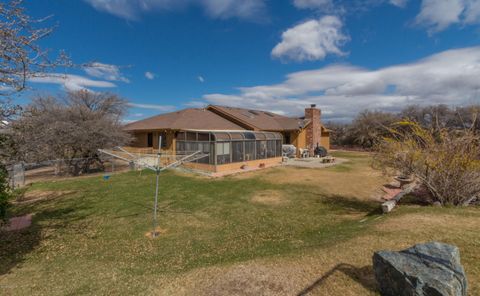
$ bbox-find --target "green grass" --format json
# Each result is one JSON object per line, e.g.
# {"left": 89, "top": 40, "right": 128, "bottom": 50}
{"left": 0, "top": 153, "right": 380, "bottom": 294}
{"left": 1, "top": 151, "right": 478, "bottom": 295}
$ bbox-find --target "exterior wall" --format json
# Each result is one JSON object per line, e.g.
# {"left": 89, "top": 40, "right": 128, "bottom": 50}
{"left": 304, "top": 106, "right": 322, "bottom": 155}
{"left": 131, "top": 132, "right": 148, "bottom": 147}
{"left": 183, "top": 157, "right": 282, "bottom": 173}
{"left": 128, "top": 130, "right": 177, "bottom": 154}
{"left": 320, "top": 132, "right": 330, "bottom": 150}
{"left": 288, "top": 129, "right": 307, "bottom": 157}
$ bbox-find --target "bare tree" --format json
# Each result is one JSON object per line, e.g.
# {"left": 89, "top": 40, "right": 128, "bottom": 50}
{"left": 374, "top": 121, "right": 480, "bottom": 206}
{"left": 0, "top": 0, "right": 69, "bottom": 95}
{"left": 348, "top": 110, "right": 398, "bottom": 149}
{"left": 12, "top": 91, "right": 131, "bottom": 175}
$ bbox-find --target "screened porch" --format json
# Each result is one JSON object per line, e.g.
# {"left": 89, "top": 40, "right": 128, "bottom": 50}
{"left": 175, "top": 130, "right": 283, "bottom": 166}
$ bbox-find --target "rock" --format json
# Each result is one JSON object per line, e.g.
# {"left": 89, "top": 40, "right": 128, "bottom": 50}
{"left": 373, "top": 242, "right": 467, "bottom": 296}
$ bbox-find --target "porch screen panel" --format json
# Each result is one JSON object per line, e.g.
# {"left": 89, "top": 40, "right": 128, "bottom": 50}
{"left": 266, "top": 140, "right": 276, "bottom": 158}
{"left": 256, "top": 141, "right": 267, "bottom": 159}
{"left": 197, "top": 142, "right": 210, "bottom": 164}
{"left": 176, "top": 141, "right": 185, "bottom": 153}
{"left": 232, "top": 142, "right": 244, "bottom": 162}
{"left": 185, "top": 142, "right": 198, "bottom": 154}
{"left": 244, "top": 141, "right": 255, "bottom": 161}
{"left": 216, "top": 142, "right": 231, "bottom": 164}
{"left": 276, "top": 140, "right": 282, "bottom": 157}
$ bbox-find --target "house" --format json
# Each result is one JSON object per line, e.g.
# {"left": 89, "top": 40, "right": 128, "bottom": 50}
{"left": 123, "top": 104, "right": 330, "bottom": 173}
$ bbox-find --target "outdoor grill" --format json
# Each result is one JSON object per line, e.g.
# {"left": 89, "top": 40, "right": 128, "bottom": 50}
{"left": 314, "top": 145, "right": 327, "bottom": 157}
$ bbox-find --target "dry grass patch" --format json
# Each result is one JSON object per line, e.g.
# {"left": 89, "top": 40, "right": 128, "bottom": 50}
{"left": 231, "top": 151, "right": 388, "bottom": 201}
{"left": 14, "top": 190, "right": 75, "bottom": 204}
{"left": 154, "top": 208, "right": 480, "bottom": 296}
{"left": 250, "top": 190, "right": 288, "bottom": 206}
{"left": 375, "top": 211, "right": 480, "bottom": 233}
{"left": 144, "top": 227, "right": 168, "bottom": 239}
{"left": 235, "top": 167, "right": 386, "bottom": 201}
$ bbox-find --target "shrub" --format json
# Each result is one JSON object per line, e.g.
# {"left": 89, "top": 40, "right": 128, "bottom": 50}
{"left": 0, "top": 164, "right": 10, "bottom": 224}
{"left": 374, "top": 121, "right": 480, "bottom": 206}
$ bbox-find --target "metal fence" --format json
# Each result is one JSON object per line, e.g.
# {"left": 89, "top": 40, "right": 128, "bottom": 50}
{"left": 6, "top": 157, "right": 132, "bottom": 188}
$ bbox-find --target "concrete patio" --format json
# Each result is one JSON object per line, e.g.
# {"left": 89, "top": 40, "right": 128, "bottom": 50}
{"left": 282, "top": 157, "right": 348, "bottom": 169}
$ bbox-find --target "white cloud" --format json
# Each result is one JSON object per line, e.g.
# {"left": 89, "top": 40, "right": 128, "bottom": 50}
{"left": 293, "top": 0, "right": 333, "bottom": 10}
{"left": 84, "top": 0, "right": 266, "bottom": 21}
{"left": 127, "top": 103, "right": 176, "bottom": 112}
{"left": 83, "top": 62, "right": 130, "bottom": 83}
{"left": 193, "top": 47, "right": 480, "bottom": 121}
{"left": 198, "top": 75, "right": 205, "bottom": 83}
{"left": 293, "top": 0, "right": 405, "bottom": 13}
{"left": 415, "top": 0, "right": 480, "bottom": 33}
{"left": 29, "top": 73, "right": 117, "bottom": 92}
{"left": 145, "top": 71, "right": 156, "bottom": 80}
{"left": 389, "top": 0, "right": 408, "bottom": 8}
{"left": 464, "top": 0, "right": 480, "bottom": 24}
{"left": 272, "top": 16, "right": 349, "bottom": 62}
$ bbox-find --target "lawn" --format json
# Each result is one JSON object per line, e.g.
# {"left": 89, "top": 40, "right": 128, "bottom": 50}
{"left": 1, "top": 151, "right": 479, "bottom": 295}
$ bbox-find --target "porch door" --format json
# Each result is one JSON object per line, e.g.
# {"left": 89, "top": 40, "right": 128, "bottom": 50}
{"left": 283, "top": 132, "right": 291, "bottom": 144}
{"left": 147, "top": 132, "right": 153, "bottom": 147}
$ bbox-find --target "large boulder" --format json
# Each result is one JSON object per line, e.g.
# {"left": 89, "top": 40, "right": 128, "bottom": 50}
{"left": 373, "top": 242, "right": 467, "bottom": 296}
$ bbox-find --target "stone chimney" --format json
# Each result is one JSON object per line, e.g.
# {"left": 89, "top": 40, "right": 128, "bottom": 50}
{"left": 305, "top": 104, "right": 321, "bottom": 156}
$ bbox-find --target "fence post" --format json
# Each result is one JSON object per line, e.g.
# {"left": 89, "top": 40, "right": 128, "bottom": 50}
{"left": 12, "top": 163, "right": 25, "bottom": 188}
{"left": 54, "top": 160, "right": 61, "bottom": 175}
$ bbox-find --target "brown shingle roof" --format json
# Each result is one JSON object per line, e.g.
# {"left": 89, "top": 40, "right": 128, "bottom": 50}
{"left": 207, "top": 105, "right": 306, "bottom": 131}
{"left": 123, "top": 108, "right": 245, "bottom": 131}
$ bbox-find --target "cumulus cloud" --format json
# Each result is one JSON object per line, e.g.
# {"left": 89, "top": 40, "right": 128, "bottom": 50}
{"left": 145, "top": 71, "right": 156, "bottom": 80}
{"left": 29, "top": 73, "right": 117, "bottom": 92}
{"left": 415, "top": 0, "right": 480, "bottom": 33}
{"left": 83, "top": 62, "right": 130, "bottom": 83}
{"left": 464, "top": 0, "right": 480, "bottom": 24}
{"left": 293, "top": 0, "right": 407, "bottom": 13}
{"left": 84, "top": 0, "right": 266, "bottom": 21}
{"left": 127, "top": 103, "right": 176, "bottom": 112}
{"left": 389, "top": 0, "right": 408, "bottom": 8}
{"left": 272, "top": 16, "right": 349, "bottom": 62}
{"left": 198, "top": 75, "right": 205, "bottom": 83}
{"left": 194, "top": 47, "right": 480, "bottom": 121}
{"left": 293, "top": 0, "right": 333, "bottom": 10}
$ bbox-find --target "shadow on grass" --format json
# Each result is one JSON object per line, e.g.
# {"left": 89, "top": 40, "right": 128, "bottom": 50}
{"left": 296, "top": 263, "right": 378, "bottom": 295}
{"left": 320, "top": 194, "right": 382, "bottom": 217}
{"left": 0, "top": 206, "right": 90, "bottom": 276}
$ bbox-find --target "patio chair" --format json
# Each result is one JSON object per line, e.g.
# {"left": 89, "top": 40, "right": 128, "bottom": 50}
{"left": 299, "top": 148, "right": 309, "bottom": 158}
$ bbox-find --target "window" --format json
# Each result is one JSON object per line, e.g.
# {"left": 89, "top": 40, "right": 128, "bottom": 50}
{"left": 147, "top": 133, "right": 153, "bottom": 147}
{"left": 176, "top": 132, "right": 186, "bottom": 141}
{"left": 216, "top": 142, "right": 231, "bottom": 164}
{"left": 186, "top": 132, "right": 197, "bottom": 141}
{"left": 198, "top": 133, "right": 209, "bottom": 141}
{"left": 244, "top": 132, "right": 256, "bottom": 140}
{"left": 159, "top": 132, "right": 167, "bottom": 148}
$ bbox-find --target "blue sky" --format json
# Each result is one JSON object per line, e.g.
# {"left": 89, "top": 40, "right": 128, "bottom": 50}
{"left": 20, "top": 0, "right": 480, "bottom": 121}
